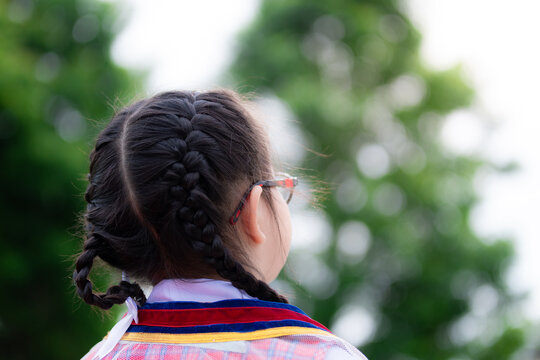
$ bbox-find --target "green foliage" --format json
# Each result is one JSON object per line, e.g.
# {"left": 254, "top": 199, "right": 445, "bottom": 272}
{"left": 228, "top": 0, "right": 525, "bottom": 359}
{"left": 0, "top": 0, "right": 140, "bottom": 358}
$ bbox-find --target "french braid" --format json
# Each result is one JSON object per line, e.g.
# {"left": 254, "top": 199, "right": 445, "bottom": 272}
{"left": 150, "top": 94, "right": 288, "bottom": 303}
{"left": 72, "top": 231, "right": 146, "bottom": 309}
{"left": 72, "top": 102, "right": 153, "bottom": 310}
{"left": 73, "top": 90, "right": 288, "bottom": 310}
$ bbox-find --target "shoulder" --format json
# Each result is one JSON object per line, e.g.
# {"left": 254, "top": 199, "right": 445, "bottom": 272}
{"left": 322, "top": 344, "right": 369, "bottom": 360}
{"left": 271, "top": 333, "right": 369, "bottom": 360}
{"left": 311, "top": 334, "right": 369, "bottom": 360}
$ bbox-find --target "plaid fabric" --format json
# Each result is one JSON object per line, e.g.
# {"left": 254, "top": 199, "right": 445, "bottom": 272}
{"left": 82, "top": 334, "right": 366, "bottom": 360}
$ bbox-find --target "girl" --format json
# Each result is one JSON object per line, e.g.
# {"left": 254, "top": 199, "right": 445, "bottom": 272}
{"left": 73, "top": 89, "right": 367, "bottom": 359}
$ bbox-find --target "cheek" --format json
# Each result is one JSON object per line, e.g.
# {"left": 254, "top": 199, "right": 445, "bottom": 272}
{"left": 279, "top": 200, "right": 292, "bottom": 258}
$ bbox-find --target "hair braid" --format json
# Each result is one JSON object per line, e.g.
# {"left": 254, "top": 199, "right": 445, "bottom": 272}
{"left": 157, "top": 97, "right": 288, "bottom": 303}
{"left": 74, "top": 89, "right": 289, "bottom": 310}
{"left": 72, "top": 232, "right": 147, "bottom": 309}
{"left": 72, "top": 109, "right": 151, "bottom": 310}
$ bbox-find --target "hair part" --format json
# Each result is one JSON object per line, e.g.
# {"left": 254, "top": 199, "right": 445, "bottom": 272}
{"left": 72, "top": 89, "right": 288, "bottom": 310}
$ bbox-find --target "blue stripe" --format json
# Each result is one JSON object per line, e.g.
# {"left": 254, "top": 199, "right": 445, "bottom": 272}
{"left": 125, "top": 319, "right": 322, "bottom": 334}
{"left": 139, "top": 299, "right": 307, "bottom": 315}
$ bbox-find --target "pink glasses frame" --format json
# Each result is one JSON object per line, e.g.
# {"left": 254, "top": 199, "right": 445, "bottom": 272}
{"left": 229, "top": 173, "right": 298, "bottom": 225}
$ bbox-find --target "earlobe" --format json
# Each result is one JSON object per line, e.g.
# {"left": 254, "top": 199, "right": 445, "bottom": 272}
{"left": 239, "top": 185, "right": 266, "bottom": 245}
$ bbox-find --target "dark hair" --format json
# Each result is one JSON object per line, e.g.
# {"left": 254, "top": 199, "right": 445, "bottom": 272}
{"left": 72, "top": 89, "right": 288, "bottom": 310}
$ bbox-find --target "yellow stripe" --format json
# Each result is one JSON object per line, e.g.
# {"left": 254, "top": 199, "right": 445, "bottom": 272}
{"left": 118, "top": 326, "right": 335, "bottom": 343}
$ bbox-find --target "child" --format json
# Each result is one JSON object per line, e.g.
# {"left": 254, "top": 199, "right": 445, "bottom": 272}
{"left": 73, "top": 89, "right": 367, "bottom": 359}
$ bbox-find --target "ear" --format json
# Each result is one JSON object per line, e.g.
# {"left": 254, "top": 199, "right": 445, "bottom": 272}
{"left": 239, "top": 184, "right": 266, "bottom": 245}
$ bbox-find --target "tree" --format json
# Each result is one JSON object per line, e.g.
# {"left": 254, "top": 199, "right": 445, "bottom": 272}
{"left": 0, "top": 0, "right": 139, "bottom": 358}
{"left": 228, "top": 1, "right": 525, "bottom": 358}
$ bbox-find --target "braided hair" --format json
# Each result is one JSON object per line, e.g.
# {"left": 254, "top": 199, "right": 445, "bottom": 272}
{"left": 73, "top": 89, "right": 288, "bottom": 309}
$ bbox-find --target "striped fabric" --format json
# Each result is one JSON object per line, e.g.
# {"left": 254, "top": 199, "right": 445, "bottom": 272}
{"left": 81, "top": 299, "right": 367, "bottom": 359}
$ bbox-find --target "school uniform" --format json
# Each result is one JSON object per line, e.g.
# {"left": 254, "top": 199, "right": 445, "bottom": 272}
{"left": 81, "top": 279, "right": 368, "bottom": 359}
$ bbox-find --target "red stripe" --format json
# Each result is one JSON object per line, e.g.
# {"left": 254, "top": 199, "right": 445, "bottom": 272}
{"left": 133, "top": 306, "right": 329, "bottom": 331}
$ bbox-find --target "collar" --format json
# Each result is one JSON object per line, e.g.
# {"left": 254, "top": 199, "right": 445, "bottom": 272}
{"left": 147, "top": 278, "right": 257, "bottom": 302}
{"left": 93, "top": 278, "right": 254, "bottom": 360}
{"left": 93, "top": 278, "right": 332, "bottom": 360}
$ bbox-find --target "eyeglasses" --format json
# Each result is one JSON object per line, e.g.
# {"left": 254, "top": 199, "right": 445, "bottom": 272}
{"left": 229, "top": 172, "right": 298, "bottom": 225}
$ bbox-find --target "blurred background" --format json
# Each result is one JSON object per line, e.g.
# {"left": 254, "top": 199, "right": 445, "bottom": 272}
{"left": 1, "top": 0, "right": 539, "bottom": 359}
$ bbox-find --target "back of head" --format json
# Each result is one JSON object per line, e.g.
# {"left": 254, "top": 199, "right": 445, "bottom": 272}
{"left": 73, "top": 89, "right": 288, "bottom": 310}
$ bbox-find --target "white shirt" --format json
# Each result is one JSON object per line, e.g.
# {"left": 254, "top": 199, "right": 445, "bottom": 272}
{"left": 147, "top": 278, "right": 257, "bottom": 302}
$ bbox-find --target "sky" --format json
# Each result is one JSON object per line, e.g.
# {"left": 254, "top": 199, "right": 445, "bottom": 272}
{"left": 105, "top": 0, "right": 540, "bottom": 323}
